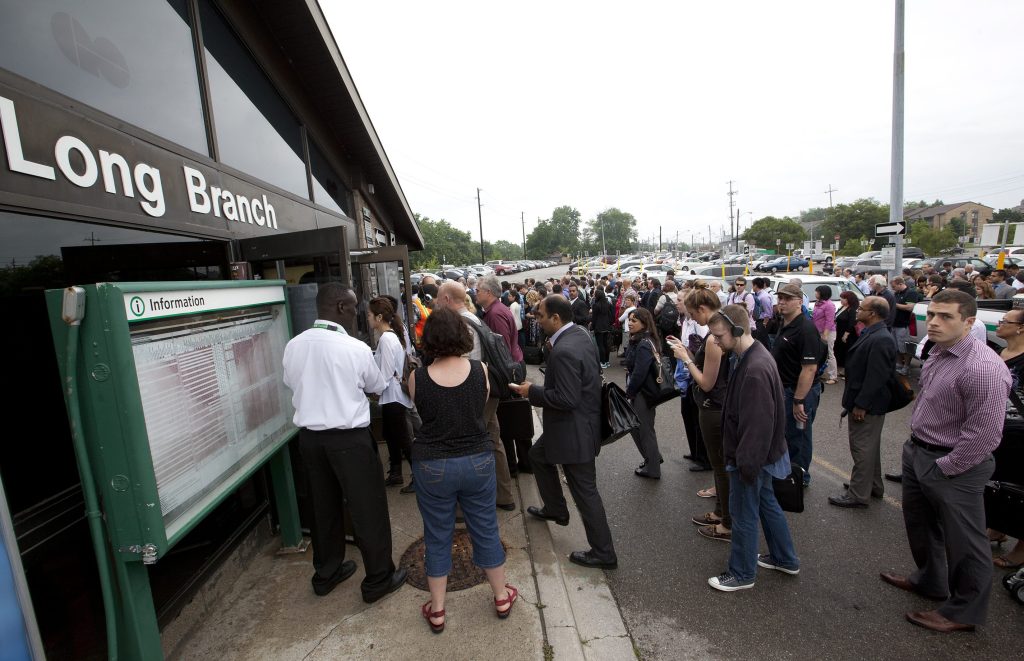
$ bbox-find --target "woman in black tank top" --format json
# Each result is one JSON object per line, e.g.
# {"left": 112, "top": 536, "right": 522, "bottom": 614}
{"left": 407, "top": 307, "right": 518, "bottom": 633}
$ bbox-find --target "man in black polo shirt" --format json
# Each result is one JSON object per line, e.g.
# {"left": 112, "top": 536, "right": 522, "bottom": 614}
{"left": 771, "top": 284, "right": 825, "bottom": 487}
{"left": 891, "top": 276, "right": 921, "bottom": 375}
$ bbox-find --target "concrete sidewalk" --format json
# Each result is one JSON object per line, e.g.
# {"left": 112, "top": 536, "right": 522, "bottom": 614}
{"left": 168, "top": 414, "right": 636, "bottom": 660}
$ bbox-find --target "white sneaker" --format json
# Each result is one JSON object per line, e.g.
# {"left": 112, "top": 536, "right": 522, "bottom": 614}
{"left": 708, "top": 572, "right": 755, "bottom": 592}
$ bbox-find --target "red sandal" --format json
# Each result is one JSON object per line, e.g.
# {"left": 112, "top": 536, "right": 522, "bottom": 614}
{"left": 495, "top": 584, "right": 518, "bottom": 619}
{"left": 421, "top": 600, "right": 445, "bottom": 634}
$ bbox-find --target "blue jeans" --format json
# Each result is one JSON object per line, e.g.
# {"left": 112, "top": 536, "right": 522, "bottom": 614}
{"left": 783, "top": 382, "right": 821, "bottom": 484}
{"left": 413, "top": 451, "right": 506, "bottom": 577}
{"left": 728, "top": 469, "right": 799, "bottom": 582}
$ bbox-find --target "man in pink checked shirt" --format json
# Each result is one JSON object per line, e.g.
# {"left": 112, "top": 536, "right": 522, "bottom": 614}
{"left": 880, "top": 289, "right": 1011, "bottom": 633}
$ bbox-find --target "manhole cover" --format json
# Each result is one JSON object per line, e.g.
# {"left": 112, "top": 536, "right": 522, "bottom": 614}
{"left": 400, "top": 529, "right": 507, "bottom": 592}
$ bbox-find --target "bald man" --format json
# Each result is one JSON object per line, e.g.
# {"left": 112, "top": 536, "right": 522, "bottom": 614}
{"left": 433, "top": 282, "right": 516, "bottom": 509}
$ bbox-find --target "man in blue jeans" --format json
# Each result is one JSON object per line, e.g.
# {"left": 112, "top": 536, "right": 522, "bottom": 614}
{"left": 699, "top": 305, "right": 799, "bottom": 592}
{"left": 770, "top": 284, "right": 824, "bottom": 486}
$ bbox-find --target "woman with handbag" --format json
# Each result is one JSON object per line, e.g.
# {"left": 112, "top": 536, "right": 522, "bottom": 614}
{"left": 625, "top": 307, "right": 664, "bottom": 479}
{"left": 670, "top": 282, "right": 733, "bottom": 543}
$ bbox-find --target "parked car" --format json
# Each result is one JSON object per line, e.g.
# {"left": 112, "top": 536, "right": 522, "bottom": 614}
{"left": 410, "top": 272, "right": 440, "bottom": 286}
{"left": 440, "top": 268, "right": 467, "bottom": 281}
{"left": 755, "top": 255, "right": 810, "bottom": 272}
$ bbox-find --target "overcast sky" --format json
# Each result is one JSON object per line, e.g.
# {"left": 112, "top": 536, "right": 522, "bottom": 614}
{"left": 323, "top": 1, "right": 1024, "bottom": 248}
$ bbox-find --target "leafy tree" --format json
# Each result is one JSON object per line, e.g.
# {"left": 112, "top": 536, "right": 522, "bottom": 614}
{"left": 909, "top": 220, "right": 957, "bottom": 255}
{"left": 904, "top": 199, "right": 943, "bottom": 212}
{"left": 799, "top": 207, "right": 828, "bottom": 225}
{"left": 581, "top": 208, "right": 638, "bottom": 255}
{"left": 411, "top": 214, "right": 479, "bottom": 269}
{"left": 947, "top": 216, "right": 967, "bottom": 240}
{"left": 526, "top": 219, "right": 561, "bottom": 259}
{"left": 993, "top": 208, "right": 1024, "bottom": 224}
{"left": 741, "top": 216, "right": 805, "bottom": 249}
{"left": 548, "top": 205, "right": 582, "bottom": 254}
{"left": 488, "top": 240, "right": 523, "bottom": 261}
{"left": 818, "top": 198, "right": 890, "bottom": 250}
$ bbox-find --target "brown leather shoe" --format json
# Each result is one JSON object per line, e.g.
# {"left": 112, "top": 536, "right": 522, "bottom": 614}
{"left": 879, "top": 572, "right": 946, "bottom": 601}
{"left": 905, "top": 610, "right": 975, "bottom": 633}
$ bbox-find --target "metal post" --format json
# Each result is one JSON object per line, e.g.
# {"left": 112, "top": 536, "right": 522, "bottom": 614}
{"left": 476, "top": 187, "right": 485, "bottom": 264}
{"left": 889, "top": 0, "right": 905, "bottom": 281}
{"left": 521, "top": 211, "right": 527, "bottom": 258}
{"left": 268, "top": 446, "right": 305, "bottom": 550}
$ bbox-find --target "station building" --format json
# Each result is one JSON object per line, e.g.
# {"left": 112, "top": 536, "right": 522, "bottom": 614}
{"left": 0, "top": 1, "right": 421, "bottom": 657}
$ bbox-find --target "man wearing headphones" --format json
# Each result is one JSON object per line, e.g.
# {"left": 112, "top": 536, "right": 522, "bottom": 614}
{"left": 685, "top": 304, "right": 798, "bottom": 592}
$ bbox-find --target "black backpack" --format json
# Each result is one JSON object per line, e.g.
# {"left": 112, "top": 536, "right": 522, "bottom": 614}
{"left": 468, "top": 321, "right": 524, "bottom": 400}
{"left": 656, "top": 295, "right": 679, "bottom": 336}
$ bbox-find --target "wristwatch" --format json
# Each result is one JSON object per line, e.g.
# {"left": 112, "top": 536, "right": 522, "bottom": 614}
{"left": 794, "top": 399, "right": 805, "bottom": 405}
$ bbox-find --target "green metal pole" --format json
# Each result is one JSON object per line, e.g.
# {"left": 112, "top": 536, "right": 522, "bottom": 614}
{"left": 268, "top": 442, "right": 304, "bottom": 548}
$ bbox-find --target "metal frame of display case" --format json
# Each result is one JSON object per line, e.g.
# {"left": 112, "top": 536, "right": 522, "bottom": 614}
{"left": 46, "top": 280, "right": 302, "bottom": 659}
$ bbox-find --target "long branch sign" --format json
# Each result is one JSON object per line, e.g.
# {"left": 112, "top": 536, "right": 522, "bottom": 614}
{"left": 0, "top": 82, "right": 350, "bottom": 240}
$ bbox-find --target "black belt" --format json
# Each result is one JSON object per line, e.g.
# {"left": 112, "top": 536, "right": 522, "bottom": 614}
{"left": 910, "top": 435, "right": 951, "bottom": 454}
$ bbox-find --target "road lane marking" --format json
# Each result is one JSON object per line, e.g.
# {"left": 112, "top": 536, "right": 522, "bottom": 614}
{"left": 813, "top": 456, "right": 902, "bottom": 509}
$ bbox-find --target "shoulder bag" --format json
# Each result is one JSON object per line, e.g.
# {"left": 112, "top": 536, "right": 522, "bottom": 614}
{"left": 645, "top": 339, "right": 679, "bottom": 406}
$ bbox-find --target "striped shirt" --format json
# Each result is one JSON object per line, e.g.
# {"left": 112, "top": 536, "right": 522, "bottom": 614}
{"left": 910, "top": 333, "right": 1011, "bottom": 476}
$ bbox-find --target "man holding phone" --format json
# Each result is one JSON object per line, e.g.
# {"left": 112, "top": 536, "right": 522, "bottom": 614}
{"left": 509, "top": 295, "right": 618, "bottom": 570}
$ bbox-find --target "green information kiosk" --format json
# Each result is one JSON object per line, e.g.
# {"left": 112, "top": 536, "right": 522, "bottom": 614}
{"left": 46, "top": 280, "right": 304, "bottom": 659}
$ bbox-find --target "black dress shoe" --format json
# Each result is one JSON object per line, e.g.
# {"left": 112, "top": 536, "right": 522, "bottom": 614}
{"left": 683, "top": 454, "right": 694, "bottom": 460}
{"left": 313, "top": 560, "right": 357, "bottom": 596}
{"left": 829, "top": 494, "right": 868, "bottom": 509}
{"left": 689, "top": 464, "right": 713, "bottom": 472}
{"left": 634, "top": 468, "right": 660, "bottom": 479}
{"left": 497, "top": 502, "right": 516, "bottom": 511}
{"left": 569, "top": 550, "right": 618, "bottom": 570}
{"left": 884, "top": 472, "right": 903, "bottom": 483}
{"left": 363, "top": 567, "right": 408, "bottom": 603}
{"left": 527, "top": 505, "right": 569, "bottom": 526}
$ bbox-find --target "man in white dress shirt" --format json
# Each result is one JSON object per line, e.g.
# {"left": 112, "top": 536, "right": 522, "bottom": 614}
{"left": 282, "top": 283, "right": 407, "bottom": 602}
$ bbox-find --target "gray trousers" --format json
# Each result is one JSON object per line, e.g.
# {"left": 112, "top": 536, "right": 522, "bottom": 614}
{"left": 485, "top": 397, "right": 515, "bottom": 505}
{"left": 847, "top": 413, "right": 885, "bottom": 503}
{"left": 901, "top": 439, "right": 995, "bottom": 625}
{"left": 630, "top": 393, "right": 662, "bottom": 476}
{"left": 529, "top": 438, "right": 616, "bottom": 562}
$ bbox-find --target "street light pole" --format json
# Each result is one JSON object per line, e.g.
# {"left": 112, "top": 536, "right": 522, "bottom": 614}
{"left": 888, "top": 0, "right": 905, "bottom": 281}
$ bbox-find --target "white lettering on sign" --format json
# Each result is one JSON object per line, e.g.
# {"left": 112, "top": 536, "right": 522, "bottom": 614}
{"left": 0, "top": 96, "right": 56, "bottom": 180}
{"left": 0, "top": 94, "right": 280, "bottom": 230}
{"left": 0, "top": 94, "right": 166, "bottom": 217}
{"left": 182, "top": 166, "right": 277, "bottom": 229}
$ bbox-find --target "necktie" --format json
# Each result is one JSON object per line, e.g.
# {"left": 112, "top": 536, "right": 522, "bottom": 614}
{"left": 544, "top": 340, "right": 553, "bottom": 352}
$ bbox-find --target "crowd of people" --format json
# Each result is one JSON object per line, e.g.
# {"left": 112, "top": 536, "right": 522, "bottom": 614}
{"left": 281, "top": 256, "right": 1022, "bottom": 635}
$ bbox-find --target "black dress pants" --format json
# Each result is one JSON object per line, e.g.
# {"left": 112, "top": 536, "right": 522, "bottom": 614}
{"left": 529, "top": 437, "right": 616, "bottom": 562}
{"left": 680, "top": 390, "right": 709, "bottom": 466}
{"left": 299, "top": 427, "right": 396, "bottom": 599}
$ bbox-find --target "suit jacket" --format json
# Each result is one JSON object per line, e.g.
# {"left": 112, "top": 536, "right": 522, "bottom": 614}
{"left": 569, "top": 297, "right": 591, "bottom": 326}
{"left": 842, "top": 321, "right": 896, "bottom": 414}
{"left": 528, "top": 324, "right": 602, "bottom": 463}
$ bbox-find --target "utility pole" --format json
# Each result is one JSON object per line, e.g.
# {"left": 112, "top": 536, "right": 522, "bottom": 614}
{"left": 888, "top": 1, "right": 905, "bottom": 281}
{"left": 659, "top": 226, "right": 662, "bottom": 251}
{"left": 824, "top": 184, "right": 838, "bottom": 252}
{"left": 521, "top": 211, "right": 526, "bottom": 258}
{"left": 476, "top": 187, "right": 485, "bottom": 264}
{"left": 727, "top": 180, "right": 737, "bottom": 253}
{"left": 600, "top": 216, "right": 607, "bottom": 257}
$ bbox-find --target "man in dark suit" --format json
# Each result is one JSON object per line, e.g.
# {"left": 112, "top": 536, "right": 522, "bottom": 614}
{"left": 829, "top": 296, "right": 896, "bottom": 508}
{"left": 509, "top": 295, "right": 618, "bottom": 569}
{"left": 568, "top": 283, "right": 591, "bottom": 327}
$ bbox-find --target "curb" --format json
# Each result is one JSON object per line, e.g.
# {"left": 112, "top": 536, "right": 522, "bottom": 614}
{"left": 517, "top": 409, "right": 636, "bottom": 661}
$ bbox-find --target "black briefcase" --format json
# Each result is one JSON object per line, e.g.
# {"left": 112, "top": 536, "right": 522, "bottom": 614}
{"left": 497, "top": 397, "right": 535, "bottom": 441}
{"left": 523, "top": 345, "right": 543, "bottom": 365}
{"left": 773, "top": 465, "right": 805, "bottom": 513}
{"left": 984, "top": 481, "right": 1024, "bottom": 540}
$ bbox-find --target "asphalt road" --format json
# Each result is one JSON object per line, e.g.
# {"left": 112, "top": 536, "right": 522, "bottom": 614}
{"left": 513, "top": 264, "right": 1023, "bottom": 661}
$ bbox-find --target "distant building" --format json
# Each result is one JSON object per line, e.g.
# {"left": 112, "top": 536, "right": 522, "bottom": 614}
{"left": 904, "top": 202, "right": 993, "bottom": 241}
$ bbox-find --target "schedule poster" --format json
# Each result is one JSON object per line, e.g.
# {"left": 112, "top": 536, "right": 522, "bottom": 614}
{"left": 130, "top": 307, "right": 293, "bottom": 536}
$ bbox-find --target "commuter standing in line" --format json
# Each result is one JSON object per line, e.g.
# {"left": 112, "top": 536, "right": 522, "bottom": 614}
{"left": 829, "top": 296, "right": 895, "bottom": 508}
{"left": 812, "top": 285, "right": 838, "bottom": 385}
{"left": 511, "top": 295, "right": 618, "bottom": 570}
{"left": 591, "top": 286, "right": 615, "bottom": 369}
{"left": 880, "top": 289, "right": 1010, "bottom": 633}
{"left": 368, "top": 296, "right": 415, "bottom": 493}
{"left": 624, "top": 307, "right": 664, "bottom": 479}
{"left": 434, "top": 281, "right": 515, "bottom": 511}
{"left": 678, "top": 305, "right": 798, "bottom": 592}
{"left": 282, "top": 283, "right": 407, "bottom": 601}
{"left": 869, "top": 274, "right": 897, "bottom": 329}
{"left": 770, "top": 284, "right": 824, "bottom": 487}
{"left": 891, "top": 276, "right": 921, "bottom": 376}
{"left": 670, "top": 282, "right": 732, "bottom": 542}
